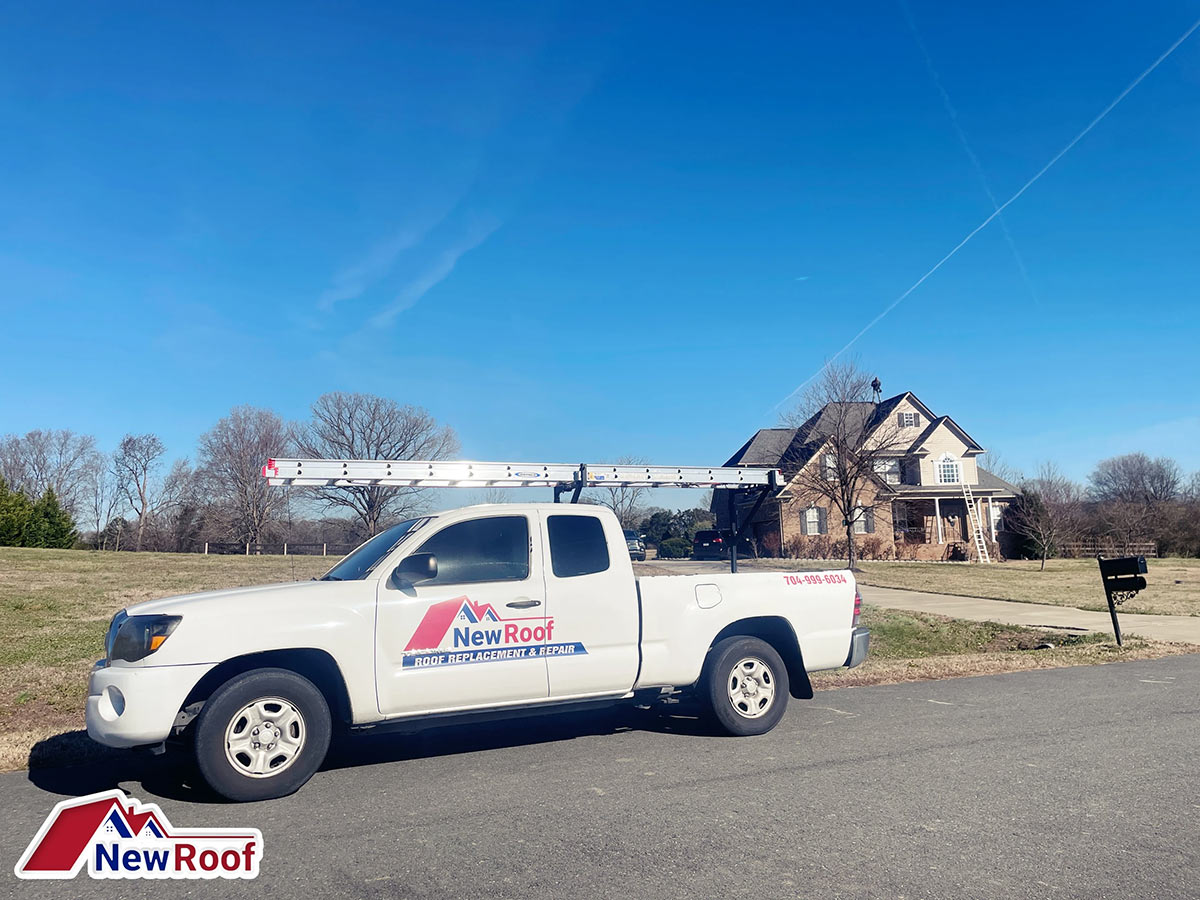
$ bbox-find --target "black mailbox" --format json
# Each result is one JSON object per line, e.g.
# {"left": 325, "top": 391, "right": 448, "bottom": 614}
{"left": 1098, "top": 556, "right": 1148, "bottom": 578}
{"left": 1096, "top": 555, "right": 1150, "bottom": 646}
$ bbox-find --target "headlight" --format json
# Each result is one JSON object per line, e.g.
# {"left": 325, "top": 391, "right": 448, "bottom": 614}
{"left": 106, "top": 613, "right": 182, "bottom": 663}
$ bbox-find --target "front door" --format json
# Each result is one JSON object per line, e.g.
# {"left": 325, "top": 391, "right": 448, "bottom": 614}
{"left": 375, "top": 513, "right": 549, "bottom": 717}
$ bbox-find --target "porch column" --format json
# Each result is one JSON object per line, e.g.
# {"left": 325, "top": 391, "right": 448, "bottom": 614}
{"left": 934, "top": 497, "right": 944, "bottom": 544}
{"left": 987, "top": 496, "right": 996, "bottom": 540}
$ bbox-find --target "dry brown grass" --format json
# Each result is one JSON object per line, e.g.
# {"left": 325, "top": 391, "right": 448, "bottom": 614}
{"left": 0, "top": 547, "right": 330, "bottom": 772}
{"left": 811, "top": 638, "right": 1197, "bottom": 689}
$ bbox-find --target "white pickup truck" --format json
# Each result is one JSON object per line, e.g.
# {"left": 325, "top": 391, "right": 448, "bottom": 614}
{"left": 87, "top": 503, "right": 869, "bottom": 801}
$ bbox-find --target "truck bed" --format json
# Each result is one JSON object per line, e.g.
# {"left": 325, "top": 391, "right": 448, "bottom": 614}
{"left": 634, "top": 571, "right": 857, "bottom": 690}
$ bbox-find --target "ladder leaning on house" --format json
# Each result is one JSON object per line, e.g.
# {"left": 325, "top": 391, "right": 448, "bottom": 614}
{"left": 961, "top": 482, "right": 992, "bottom": 563}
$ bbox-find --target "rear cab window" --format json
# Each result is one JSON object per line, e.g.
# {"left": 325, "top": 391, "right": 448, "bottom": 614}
{"left": 548, "top": 515, "right": 610, "bottom": 578}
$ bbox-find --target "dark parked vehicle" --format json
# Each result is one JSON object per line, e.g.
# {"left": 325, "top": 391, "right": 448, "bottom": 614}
{"left": 624, "top": 528, "right": 646, "bottom": 561}
{"left": 692, "top": 530, "right": 727, "bottom": 560}
{"left": 692, "top": 530, "right": 755, "bottom": 560}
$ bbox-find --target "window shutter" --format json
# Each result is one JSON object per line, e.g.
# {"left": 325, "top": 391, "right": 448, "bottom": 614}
{"left": 896, "top": 412, "right": 904, "bottom": 427}
{"left": 817, "top": 507, "right": 827, "bottom": 534}
{"left": 799, "top": 509, "right": 809, "bottom": 536}
{"left": 865, "top": 508, "right": 875, "bottom": 533}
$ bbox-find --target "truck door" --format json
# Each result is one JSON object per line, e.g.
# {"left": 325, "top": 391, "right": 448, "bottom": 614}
{"left": 375, "top": 513, "right": 549, "bottom": 717}
{"left": 539, "top": 510, "right": 641, "bottom": 699}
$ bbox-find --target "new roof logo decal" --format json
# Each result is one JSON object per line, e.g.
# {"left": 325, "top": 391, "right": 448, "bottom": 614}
{"left": 15, "top": 789, "right": 262, "bottom": 880}
{"left": 403, "top": 595, "right": 586, "bottom": 668}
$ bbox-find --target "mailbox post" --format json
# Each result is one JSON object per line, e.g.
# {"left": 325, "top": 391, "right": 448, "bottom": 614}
{"left": 1096, "top": 555, "right": 1148, "bottom": 647}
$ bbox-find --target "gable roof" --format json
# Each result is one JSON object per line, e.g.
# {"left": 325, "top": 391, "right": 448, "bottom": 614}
{"left": 725, "top": 392, "right": 916, "bottom": 474}
{"left": 724, "top": 428, "right": 797, "bottom": 467}
{"left": 906, "top": 415, "right": 985, "bottom": 454}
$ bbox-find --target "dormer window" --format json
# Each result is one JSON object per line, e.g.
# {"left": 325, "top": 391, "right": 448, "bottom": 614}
{"left": 899, "top": 411, "right": 919, "bottom": 428}
{"left": 936, "top": 453, "right": 961, "bottom": 485}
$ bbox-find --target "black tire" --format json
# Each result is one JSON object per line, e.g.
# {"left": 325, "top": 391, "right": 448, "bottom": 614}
{"left": 193, "top": 668, "right": 332, "bottom": 802}
{"left": 702, "top": 636, "right": 789, "bottom": 736}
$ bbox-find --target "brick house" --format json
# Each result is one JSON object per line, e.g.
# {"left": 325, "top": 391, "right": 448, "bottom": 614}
{"left": 717, "top": 392, "right": 1020, "bottom": 560}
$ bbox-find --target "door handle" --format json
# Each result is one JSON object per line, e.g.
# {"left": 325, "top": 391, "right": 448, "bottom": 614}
{"left": 506, "top": 599, "right": 542, "bottom": 609}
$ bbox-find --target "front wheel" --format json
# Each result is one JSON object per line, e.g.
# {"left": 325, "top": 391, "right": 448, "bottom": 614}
{"left": 702, "top": 637, "right": 789, "bottom": 736}
{"left": 193, "top": 668, "right": 332, "bottom": 802}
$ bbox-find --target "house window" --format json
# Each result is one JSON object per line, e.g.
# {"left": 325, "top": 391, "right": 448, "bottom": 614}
{"left": 805, "top": 507, "right": 820, "bottom": 533}
{"left": 853, "top": 507, "right": 867, "bottom": 534}
{"left": 873, "top": 458, "right": 900, "bottom": 485}
{"left": 893, "top": 503, "right": 910, "bottom": 532}
{"left": 823, "top": 453, "right": 837, "bottom": 481}
{"left": 900, "top": 411, "right": 918, "bottom": 428}
{"left": 937, "top": 455, "right": 961, "bottom": 485}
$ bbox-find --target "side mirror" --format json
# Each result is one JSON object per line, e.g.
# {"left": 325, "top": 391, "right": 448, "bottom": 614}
{"left": 391, "top": 552, "right": 437, "bottom": 587}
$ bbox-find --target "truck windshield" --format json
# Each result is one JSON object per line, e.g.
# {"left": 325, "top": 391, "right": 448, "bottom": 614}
{"left": 320, "top": 518, "right": 428, "bottom": 581}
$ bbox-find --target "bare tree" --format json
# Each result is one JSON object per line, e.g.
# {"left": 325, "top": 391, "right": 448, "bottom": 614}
{"left": 977, "top": 448, "right": 1023, "bottom": 485}
{"left": 1088, "top": 453, "right": 1182, "bottom": 551}
{"left": 296, "top": 393, "right": 459, "bottom": 536}
{"left": 146, "top": 459, "right": 200, "bottom": 551}
{"left": 85, "top": 464, "right": 122, "bottom": 549}
{"left": 779, "top": 362, "right": 905, "bottom": 568}
{"left": 112, "top": 433, "right": 167, "bottom": 550}
{"left": 1088, "top": 453, "right": 1181, "bottom": 504}
{"left": 591, "top": 456, "right": 652, "bottom": 529}
{"left": 198, "top": 406, "right": 293, "bottom": 544}
{"left": 0, "top": 429, "right": 101, "bottom": 518}
{"left": 1007, "top": 462, "right": 1085, "bottom": 570}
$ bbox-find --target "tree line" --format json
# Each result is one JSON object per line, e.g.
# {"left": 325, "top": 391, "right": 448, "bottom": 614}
{"left": 0, "top": 392, "right": 457, "bottom": 552}
{"left": 1002, "top": 453, "right": 1200, "bottom": 566}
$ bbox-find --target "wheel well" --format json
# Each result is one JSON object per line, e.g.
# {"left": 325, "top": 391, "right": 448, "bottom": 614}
{"left": 183, "top": 649, "right": 353, "bottom": 725}
{"left": 710, "top": 617, "right": 814, "bottom": 700}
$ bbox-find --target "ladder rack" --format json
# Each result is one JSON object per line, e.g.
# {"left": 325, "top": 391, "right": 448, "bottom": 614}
{"left": 262, "top": 458, "right": 781, "bottom": 573}
{"left": 262, "top": 458, "right": 780, "bottom": 493}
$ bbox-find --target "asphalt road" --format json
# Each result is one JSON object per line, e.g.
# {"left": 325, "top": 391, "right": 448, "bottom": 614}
{"left": 3, "top": 655, "right": 1198, "bottom": 899}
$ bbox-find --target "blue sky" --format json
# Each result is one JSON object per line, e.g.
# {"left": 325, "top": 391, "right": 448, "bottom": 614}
{"left": 2, "top": 1, "right": 1198, "bottom": 506}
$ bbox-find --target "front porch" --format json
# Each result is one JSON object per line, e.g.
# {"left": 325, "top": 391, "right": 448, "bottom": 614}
{"left": 891, "top": 492, "right": 1006, "bottom": 561}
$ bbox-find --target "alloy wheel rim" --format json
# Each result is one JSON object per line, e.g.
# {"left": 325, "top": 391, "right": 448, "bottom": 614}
{"left": 224, "top": 697, "right": 306, "bottom": 778}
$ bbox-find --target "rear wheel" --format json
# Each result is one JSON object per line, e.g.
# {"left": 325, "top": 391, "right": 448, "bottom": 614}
{"left": 193, "top": 668, "right": 331, "bottom": 802}
{"left": 702, "top": 636, "right": 789, "bottom": 736}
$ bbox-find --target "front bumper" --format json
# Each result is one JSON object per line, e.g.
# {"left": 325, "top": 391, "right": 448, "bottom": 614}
{"left": 844, "top": 627, "right": 870, "bottom": 668}
{"left": 86, "top": 661, "right": 215, "bottom": 749}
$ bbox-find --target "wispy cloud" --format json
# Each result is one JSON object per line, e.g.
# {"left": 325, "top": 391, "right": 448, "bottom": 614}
{"left": 316, "top": 193, "right": 468, "bottom": 312}
{"left": 368, "top": 215, "right": 502, "bottom": 328}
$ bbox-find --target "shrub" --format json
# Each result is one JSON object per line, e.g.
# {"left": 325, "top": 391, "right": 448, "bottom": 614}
{"left": 657, "top": 537, "right": 692, "bottom": 559}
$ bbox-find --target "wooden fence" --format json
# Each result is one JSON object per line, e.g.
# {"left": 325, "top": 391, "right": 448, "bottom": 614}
{"left": 1058, "top": 540, "right": 1158, "bottom": 559}
{"left": 200, "top": 541, "right": 355, "bottom": 557}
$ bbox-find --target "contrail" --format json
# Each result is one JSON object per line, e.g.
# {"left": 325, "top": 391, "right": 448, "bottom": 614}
{"left": 899, "top": 0, "right": 1040, "bottom": 305}
{"left": 770, "top": 14, "right": 1200, "bottom": 416}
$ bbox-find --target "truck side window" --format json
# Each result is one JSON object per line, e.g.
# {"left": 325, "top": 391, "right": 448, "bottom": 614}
{"left": 547, "top": 515, "right": 610, "bottom": 578}
{"left": 415, "top": 516, "right": 529, "bottom": 585}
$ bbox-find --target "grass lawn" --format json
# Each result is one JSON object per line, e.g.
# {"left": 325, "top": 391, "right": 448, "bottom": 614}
{"left": 0, "top": 547, "right": 329, "bottom": 772}
{"left": 0, "top": 547, "right": 1194, "bottom": 771}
